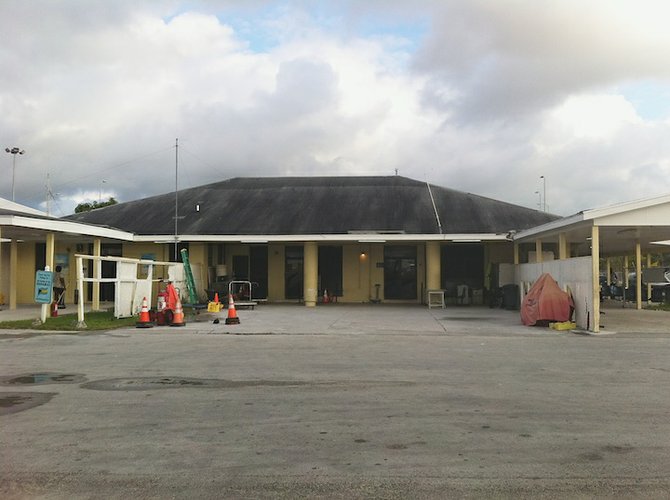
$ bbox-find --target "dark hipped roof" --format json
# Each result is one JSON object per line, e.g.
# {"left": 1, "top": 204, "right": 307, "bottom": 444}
{"left": 67, "top": 176, "right": 558, "bottom": 235}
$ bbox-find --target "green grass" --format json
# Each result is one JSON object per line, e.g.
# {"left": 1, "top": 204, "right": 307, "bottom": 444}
{"left": 0, "top": 310, "right": 138, "bottom": 331}
{"left": 647, "top": 303, "right": 670, "bottom": 312}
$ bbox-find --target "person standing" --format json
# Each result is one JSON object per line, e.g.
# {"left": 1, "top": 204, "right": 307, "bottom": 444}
{"left": 53, "top": 265, "right": 66, "bottom": 308}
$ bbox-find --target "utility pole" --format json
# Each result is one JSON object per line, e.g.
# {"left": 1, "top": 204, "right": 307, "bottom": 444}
{"left": 99, "top": 179, "right": 106, "bottom": 203}
{"left": 174, "top": 138, "right": 179, "bottom": 261}
{"left": 540, "top": 175, "right": 546, "bottom": 212}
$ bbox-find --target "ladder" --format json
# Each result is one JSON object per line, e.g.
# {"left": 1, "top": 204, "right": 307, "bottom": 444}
{"left": 180, "top": 248, "right": 199, "bottom": 305}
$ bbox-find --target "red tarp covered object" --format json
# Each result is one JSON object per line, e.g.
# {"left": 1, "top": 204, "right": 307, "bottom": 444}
{"left": 521, "top": 273, "right": 574, "bottom": 326}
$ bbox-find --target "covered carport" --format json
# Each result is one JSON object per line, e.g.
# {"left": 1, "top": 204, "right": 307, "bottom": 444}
{"left": 0, "top": 197, "right": 133, "bottom": 312}
{"left": 512, "top": 195, "right": 670, "bottom": 332}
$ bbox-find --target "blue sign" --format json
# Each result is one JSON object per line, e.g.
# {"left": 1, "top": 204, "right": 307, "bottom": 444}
{"left": 35, "top": 270, "right": 54, "bottom": 304}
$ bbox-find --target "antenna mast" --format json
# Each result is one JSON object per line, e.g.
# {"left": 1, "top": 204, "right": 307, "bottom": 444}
{"left": 174, "top": 138, "right": 179, "bottom": 261}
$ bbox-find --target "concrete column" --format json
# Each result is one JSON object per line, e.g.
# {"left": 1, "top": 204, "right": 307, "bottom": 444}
{"left": 46, "top": 233, "right": 55, "bottom": 270}
{"left": 535, "top": 240, "right": 543, "bottom": 263}
{"left": 0, "top": 227, "right": 3, "bottom": 308}
{"left": 426, "top": 242, "right": 441, "bottom": 291}
{"left": 558, "top": 233, "right": 568, "bottom": 260}
{"left": 624, "top": 255, "right": 629, "bottom": 289}
{"left": 303, "top": 242, "right": 318, "bottom": 307}
{"left": 591, "top": 226, "right": 600, "bottom": 332}
{"left": 636, "top": 243, "right": 642, "bottom": 310}
{"left": 92, "top": 238, "right": 101, "bottom": 311}
{"left": 9, "top": 240, "right": 18, "bottom": 310}
{"left": 43, "top": 234, "right": 56, "bottom": 322}
{"left": 513, "top": 243, "right": 519, "bottom": 265}
{"left": 647, "top": 254, "right": 652, "bottom": 302}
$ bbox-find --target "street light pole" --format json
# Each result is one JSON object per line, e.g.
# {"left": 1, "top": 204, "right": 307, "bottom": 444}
{"left": 540, "top": 175, "right": 546, "bottom": 212}
{"left": 99, "top": 179, "right": 106, "bottom": 203}
{"left": 5, "top": 147, "right": 25, "bottom": 202}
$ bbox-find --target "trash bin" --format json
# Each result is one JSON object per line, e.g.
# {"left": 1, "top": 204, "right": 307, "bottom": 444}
{"left": 502, "top": 284, "right": 520, "bottom": 310}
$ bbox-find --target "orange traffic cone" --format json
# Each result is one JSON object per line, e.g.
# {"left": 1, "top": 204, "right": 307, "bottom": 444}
{"left": 136, "top": 297, "right": 153, "bottom": 328}
{"left": 323, "top": 289, "right": 330, "bottom": 304}
{"left": 170, "top": 298, "right": 186, "bottom": 327}
{"left": 225, "top": 294, "right": 240, "bottom": 325}
{"left": 214, "top": 292, "right": 220, "bottom": 304}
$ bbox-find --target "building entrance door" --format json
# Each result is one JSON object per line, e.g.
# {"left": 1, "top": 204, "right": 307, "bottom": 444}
{"left": 285, "top": 246, "right": 304, "bottom": 300}
{"left": 384, "top": 246, "right": 417, "bottom": 300}
{"left": 250, "top": 246, "right": 268, "bottom": 299}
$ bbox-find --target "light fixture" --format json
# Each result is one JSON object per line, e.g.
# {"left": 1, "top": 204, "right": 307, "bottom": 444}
{"left": 5, "top": 146, "right": 25, "bottom": 202}
{"left": 357, "top": 239, "right": 386, "bottom": 243}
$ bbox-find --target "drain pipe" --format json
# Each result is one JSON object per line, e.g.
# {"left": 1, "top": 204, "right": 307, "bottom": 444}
{"left": 426, "top": 182, "right": 443, "bottom": 234}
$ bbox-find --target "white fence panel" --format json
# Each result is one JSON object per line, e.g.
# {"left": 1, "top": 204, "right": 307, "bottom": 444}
{"left": 517, "top": 256, "right": 593, "bottom": 330}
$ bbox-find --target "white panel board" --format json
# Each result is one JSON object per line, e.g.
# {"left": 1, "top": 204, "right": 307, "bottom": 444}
{"left": 115, "top": 261, "right": 137, "bottom": 318}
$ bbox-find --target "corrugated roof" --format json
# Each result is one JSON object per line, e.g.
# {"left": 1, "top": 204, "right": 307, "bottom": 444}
{"left": 67, "top": 176, "right": 558, "bottom": 235}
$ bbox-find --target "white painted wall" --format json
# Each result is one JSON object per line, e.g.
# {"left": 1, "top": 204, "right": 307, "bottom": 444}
{"left": 528, "top": 251, "right": 555, "bottom": 262}
{"left": 517, "top": 256, "right": 594, "bottom": 330}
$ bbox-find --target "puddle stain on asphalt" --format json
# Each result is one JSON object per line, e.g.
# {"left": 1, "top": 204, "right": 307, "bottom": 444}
{"left": 0, "top": 373, "right": 87, "bottom": 385}
{"left": 0, "top": 392, "right": 57, "bottom": 416}
{"left": 578, "top": 444, "right": 636, "bottom": 462}
{"left": 81, "top": 377, "right": 415, "bottom": 391}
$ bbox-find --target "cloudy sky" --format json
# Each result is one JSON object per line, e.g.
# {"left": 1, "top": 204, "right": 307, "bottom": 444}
{"left": 2, "top": 0, "right": 670, "bottom": 216}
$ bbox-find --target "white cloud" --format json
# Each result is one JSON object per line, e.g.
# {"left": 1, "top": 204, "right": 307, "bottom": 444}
{"left": 536, "top": 94, "right": 642, "bottom": 152}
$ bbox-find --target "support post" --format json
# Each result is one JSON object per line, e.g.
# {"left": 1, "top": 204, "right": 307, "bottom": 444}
{"left": 303, "top": 242, "right": 318, "bottom": 307}
{"left": 426, "top": 242, "right": 441, "bottom": 291}
{"left": 0, "top": 228, "right": 2, "bottom": 310}
{"left": 77, "top": 256, "right": 87, "bottom": 329}
{"left": 42, "top": 233, "right": 56, "bottom": 323}
{"left": 624, "top": 255, "right": 629, "bottom": 289}
{"left": 535, "top": 240, "right": 543, "bottom": 263}
{"left": 92, "top": 238, "right": 101, "bottom": 311}
{"left": 647, "top": 254, "right": 652, "bottom": 303}
{"left": 636, "top": 243, "right": 642, "bottom": 310}
{"left": 9, "top": 240, "right": 18, "bottom": 310}
{"left": 606, "top": 258, "right": 611, "bottom": 286}
{"left": 558, "top": 233, "right": 568, "bottom": 260}
{"left": 591, "top": 226, "right": 600, "bottom": 332}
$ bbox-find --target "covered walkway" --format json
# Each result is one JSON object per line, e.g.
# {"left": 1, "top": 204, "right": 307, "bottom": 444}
{"left": 514, "top": 194, "right": 670, "bottom": 332}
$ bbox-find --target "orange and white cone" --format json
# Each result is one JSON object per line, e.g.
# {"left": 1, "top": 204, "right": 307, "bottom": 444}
{"left": 170, "top": 298, "right": 186, "bottom": 327}
{"left": 136, "top": 297, "right": 153, "bottom": 328}
{"left": 225, "top": 294, "right": 240, "bottom": 325}
{"left": 213, "top": 292, "right": 220, "bottom": 304}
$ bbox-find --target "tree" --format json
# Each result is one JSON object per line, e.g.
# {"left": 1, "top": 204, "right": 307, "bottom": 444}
{"left": 74, "top": 197, "right": 118, "bottom": 213}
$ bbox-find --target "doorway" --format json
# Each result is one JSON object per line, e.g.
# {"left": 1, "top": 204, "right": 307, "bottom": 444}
{"left": 441, "top": 244, "right": 484, "bottom": 302}
{"left": 101, "top": 244, "right": 122, "bottom": 301}
{"left": 285, "top": 246, "right": 304, "bottom": 300}
{"left": 384, "top": 246, "right": 417, "bottom": 300}
{"left": 318, "top": 246, "right": 342, "bottom": 297}
{"left": 250, "top": 246, "right": 268, "bottom": 299}
{"left": 232, "top": 255, "right": 249, "bottom": 280}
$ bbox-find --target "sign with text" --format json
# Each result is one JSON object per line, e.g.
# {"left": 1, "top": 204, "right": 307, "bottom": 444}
{"left": 35, "top": 270, "right": 53, "bottom": 304}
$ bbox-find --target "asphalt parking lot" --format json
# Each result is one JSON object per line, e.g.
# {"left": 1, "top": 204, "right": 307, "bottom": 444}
{"left": 1, "top": 305, "right": 670, "bottom": 499}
